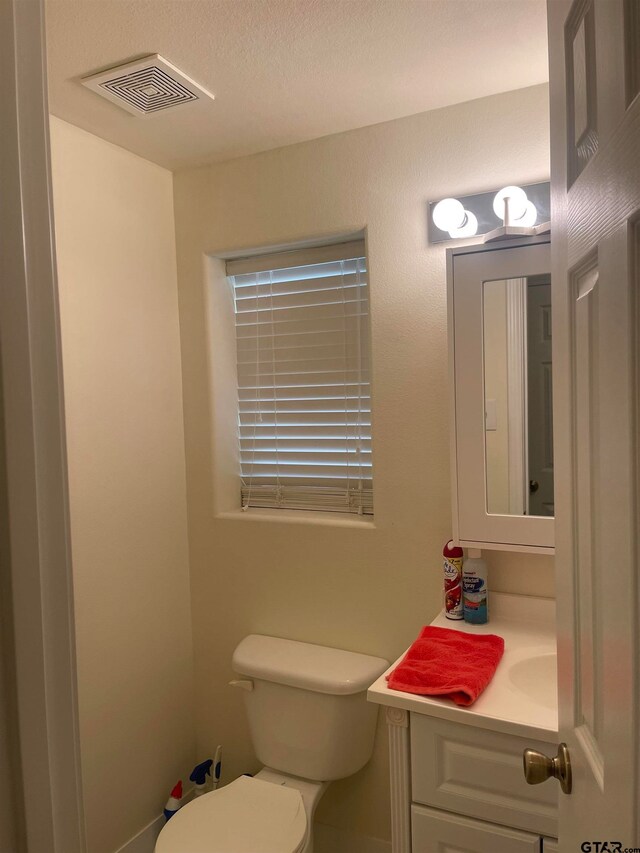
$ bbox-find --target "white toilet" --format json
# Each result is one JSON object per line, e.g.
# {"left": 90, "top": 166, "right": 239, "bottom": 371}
{"left": 155, "top": 634, "right": 388, "bottom": 853}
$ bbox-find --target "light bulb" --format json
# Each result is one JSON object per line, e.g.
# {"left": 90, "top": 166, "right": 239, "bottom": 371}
{"left": 433, "top": 198, "right": 466, "bottom": 232}
{"left": 513, "top": 200, "right": 538, "bottom": 228}
{"left": 449, "top": 210, "right": 478, "bottom": 238}
{"left": 493, "top": 186, "right": 528, "bottom": 223}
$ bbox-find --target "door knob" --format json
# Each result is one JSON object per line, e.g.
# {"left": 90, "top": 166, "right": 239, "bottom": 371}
{"left": 529, "top": 479, "right": 540, "bottom": 493}
{"left": 523, "top": 743, "right": 572, "bottom": 794}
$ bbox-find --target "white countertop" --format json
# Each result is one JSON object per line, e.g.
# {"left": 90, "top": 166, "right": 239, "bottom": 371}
{"left": 368, "top": 593, "right": 558, "bottom": 741}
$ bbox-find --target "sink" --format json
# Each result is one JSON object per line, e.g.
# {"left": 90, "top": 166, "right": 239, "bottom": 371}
{"left": 508, "top": 653, "right": 558, "bottom": 710}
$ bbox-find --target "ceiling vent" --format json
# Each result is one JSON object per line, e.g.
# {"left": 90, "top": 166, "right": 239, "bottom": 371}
{"left": 81, "top": 54, "right": 215, "bottom": 117}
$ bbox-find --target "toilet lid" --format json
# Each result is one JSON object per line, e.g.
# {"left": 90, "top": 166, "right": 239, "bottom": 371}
{"left": 155, "top": 775, "right": 308, "bottom": 853}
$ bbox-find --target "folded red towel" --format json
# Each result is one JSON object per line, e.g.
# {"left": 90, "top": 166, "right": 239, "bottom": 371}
{"left": 386, "top": 626, "right": 504, "bottom": 706}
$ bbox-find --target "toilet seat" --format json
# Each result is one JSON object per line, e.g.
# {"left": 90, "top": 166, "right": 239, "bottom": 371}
{"left": 155, "top": 775, "right": 308, "bottom": 853}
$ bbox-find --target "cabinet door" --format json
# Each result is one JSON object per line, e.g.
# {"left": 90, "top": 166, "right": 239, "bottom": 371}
{"left": 449, "top": 239, "right": 554, "bottom": 552}
{"left": 411, "top": 714, "right": 558, "bottom": 837}
{"left": 412, "top": 804, "right": 541, "bottom": 853}
{"left": 543, "top": 840, "right": 559, "bottom": 853}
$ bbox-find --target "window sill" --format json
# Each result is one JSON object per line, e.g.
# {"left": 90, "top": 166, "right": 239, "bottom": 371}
{"left": 216, "top": 508, "right": 376, "bottom": 529}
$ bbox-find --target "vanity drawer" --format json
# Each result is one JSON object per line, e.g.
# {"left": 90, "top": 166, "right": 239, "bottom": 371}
{"left": 410, "top": 713, "right": 558, "bottom": 837}
{"left": 412, "top": 804, "right": 541, "bottom": 852}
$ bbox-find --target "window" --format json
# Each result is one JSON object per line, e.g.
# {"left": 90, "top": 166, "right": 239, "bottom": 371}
{"left": 227, "top": 240, "right": 373, "bottom": 515}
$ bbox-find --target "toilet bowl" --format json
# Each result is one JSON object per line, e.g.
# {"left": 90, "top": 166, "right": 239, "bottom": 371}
{"left": 155, "top": 635, "right": 388, "bottom": 853}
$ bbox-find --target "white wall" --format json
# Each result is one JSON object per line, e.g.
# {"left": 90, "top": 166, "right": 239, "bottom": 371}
{"left": 172, "top": 83, "right": 554, "bottom": 843}
{"left": 50, "top": 117, "right": 196, "bottom": 853}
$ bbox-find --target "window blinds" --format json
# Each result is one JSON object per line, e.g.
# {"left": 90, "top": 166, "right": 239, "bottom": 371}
{"left": 227, "top": 240, "right": 373, "bottom": 515}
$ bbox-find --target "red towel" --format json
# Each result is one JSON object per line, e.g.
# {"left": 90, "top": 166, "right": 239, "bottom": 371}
{"left": 387, "top": 626, "right": 504, "bottom": 706}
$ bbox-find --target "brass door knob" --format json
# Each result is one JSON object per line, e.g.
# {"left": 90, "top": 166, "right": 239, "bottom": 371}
{"left": 523, "top": 743, "right": 572, "bottom": 794}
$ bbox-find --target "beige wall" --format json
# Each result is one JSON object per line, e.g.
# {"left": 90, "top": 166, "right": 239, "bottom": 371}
{"left": 50, "top": 117, "right": 196, "bottom": 853}
{"left": 173, "top": 83, "right": 555, "bottom": 843}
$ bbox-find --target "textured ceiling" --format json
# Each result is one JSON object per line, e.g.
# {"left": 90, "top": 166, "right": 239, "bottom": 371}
{"left": 45, "top": 0, "right": 548, "bottom": 170}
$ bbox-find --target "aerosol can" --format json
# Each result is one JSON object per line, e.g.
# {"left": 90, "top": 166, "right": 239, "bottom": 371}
{"left": 443, "top": 540, "right": 464, "bottom": 620}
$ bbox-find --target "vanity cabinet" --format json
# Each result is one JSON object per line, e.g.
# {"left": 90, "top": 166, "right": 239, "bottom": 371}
{"left": 384, "top": 708, "right": 559, "bottom": 853}
{"left": 368, "top": 594, "right": 560, "bottom": 853}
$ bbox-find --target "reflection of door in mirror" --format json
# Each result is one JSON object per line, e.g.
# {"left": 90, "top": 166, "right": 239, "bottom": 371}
{"left": 527, "top": 275, "right": 553, "bottom": 516}
{"left": 483, "top": 275, "right": 553, "bottom": 517}
{"left": 483, "top": 278, "right": 525, "bottom": 516}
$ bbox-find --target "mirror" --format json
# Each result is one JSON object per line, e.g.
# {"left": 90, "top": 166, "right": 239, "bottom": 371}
{"left": 483, "top": 274, "right": 554, "bottom": 517}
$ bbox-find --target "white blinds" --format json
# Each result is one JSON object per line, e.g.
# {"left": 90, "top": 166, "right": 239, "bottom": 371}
{"left": 228, "top": 240, "right": 373, "bottom": 515}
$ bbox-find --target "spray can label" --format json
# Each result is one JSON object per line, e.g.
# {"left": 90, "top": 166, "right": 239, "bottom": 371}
{"left": 443, "top": 556, "right": 463, "bottom": 620}
{"left": 463, "top": 565, "right": 488, "bottom": 624}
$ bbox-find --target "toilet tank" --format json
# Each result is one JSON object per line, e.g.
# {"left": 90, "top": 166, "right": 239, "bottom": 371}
{"left": 232, "top": 635, "right": 389, "bottom": 782}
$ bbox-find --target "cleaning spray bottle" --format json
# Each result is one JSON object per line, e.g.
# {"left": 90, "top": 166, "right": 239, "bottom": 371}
{"left": 463, "top": 551, "right": 489, "bottom": 624}
{"left": 163, "top": 780, "right": 182, "bottom": 822}
{"left": 190, "top": 758, "right": 213, "bottom": 797}
{"left": 212, "top": 745, "right": 222, "bottom": 790}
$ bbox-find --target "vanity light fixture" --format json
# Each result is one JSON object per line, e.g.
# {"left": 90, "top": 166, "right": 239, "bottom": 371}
{"left": 428, "top": 181, "right": 550, "bottom": 244}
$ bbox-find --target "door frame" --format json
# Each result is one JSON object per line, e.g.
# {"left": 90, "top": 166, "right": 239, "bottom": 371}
{"left": 0, "top": 0, "right": 85, "bottom": 850}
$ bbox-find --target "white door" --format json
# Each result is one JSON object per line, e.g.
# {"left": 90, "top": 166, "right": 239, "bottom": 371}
{"left": 547, "top": 0, "right": 639, "bottom": 848}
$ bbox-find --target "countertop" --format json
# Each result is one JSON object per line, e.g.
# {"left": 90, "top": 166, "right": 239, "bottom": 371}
{"left": 367, "top": 592, "right": 558, "bottom": 741}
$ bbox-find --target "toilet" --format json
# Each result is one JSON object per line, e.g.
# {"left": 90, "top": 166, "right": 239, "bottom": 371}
{"left": 155, "top": 634, "right": 389, "bottom": 853}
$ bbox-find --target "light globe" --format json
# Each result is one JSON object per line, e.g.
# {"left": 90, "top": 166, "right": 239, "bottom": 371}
{"left": 432, "top": 198, "right": 466, "bottom": 233}
{"left": 514, "top": 200, "right": 538, "bottom": 227}
{"left": 449, "top": 210, "right": 478, "bottom": 238}
{"left": 493, "top": 186, "right": 528, "bottom": 223}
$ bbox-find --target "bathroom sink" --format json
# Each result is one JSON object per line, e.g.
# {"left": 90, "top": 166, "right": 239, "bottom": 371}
{"left": 507, "top": 654, "right": 558, "bottom": 711}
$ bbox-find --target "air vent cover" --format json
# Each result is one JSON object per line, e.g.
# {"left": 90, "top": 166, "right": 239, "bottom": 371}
{"left": 81, "top": 54, "right": 214, "bottom": 117}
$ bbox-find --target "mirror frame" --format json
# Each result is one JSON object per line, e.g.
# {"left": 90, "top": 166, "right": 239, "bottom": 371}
{"left": 447, "top": 235, "right": 554, "bottom": 554}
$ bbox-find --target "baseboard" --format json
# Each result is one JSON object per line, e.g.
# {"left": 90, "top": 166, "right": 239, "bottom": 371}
{"left": 114, "top": 812, "right": 391, "bottom": 853}
{"left": 114, "top": 787, "right": 197, "bottom": 853}
{"left": 314, "top": 822, "right": 391, "bottom": 853}
{"left": 114, "top": 814, "right": 164, "bottom": 853}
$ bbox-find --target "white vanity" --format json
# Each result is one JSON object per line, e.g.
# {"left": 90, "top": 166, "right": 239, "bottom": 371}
{"left": 368, "top": 593, "right": 558, "bottom": 853}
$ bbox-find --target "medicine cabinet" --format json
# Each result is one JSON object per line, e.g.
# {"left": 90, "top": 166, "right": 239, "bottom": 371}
{"left": 448, "top": 236, "right": 554, "bottom": 553}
